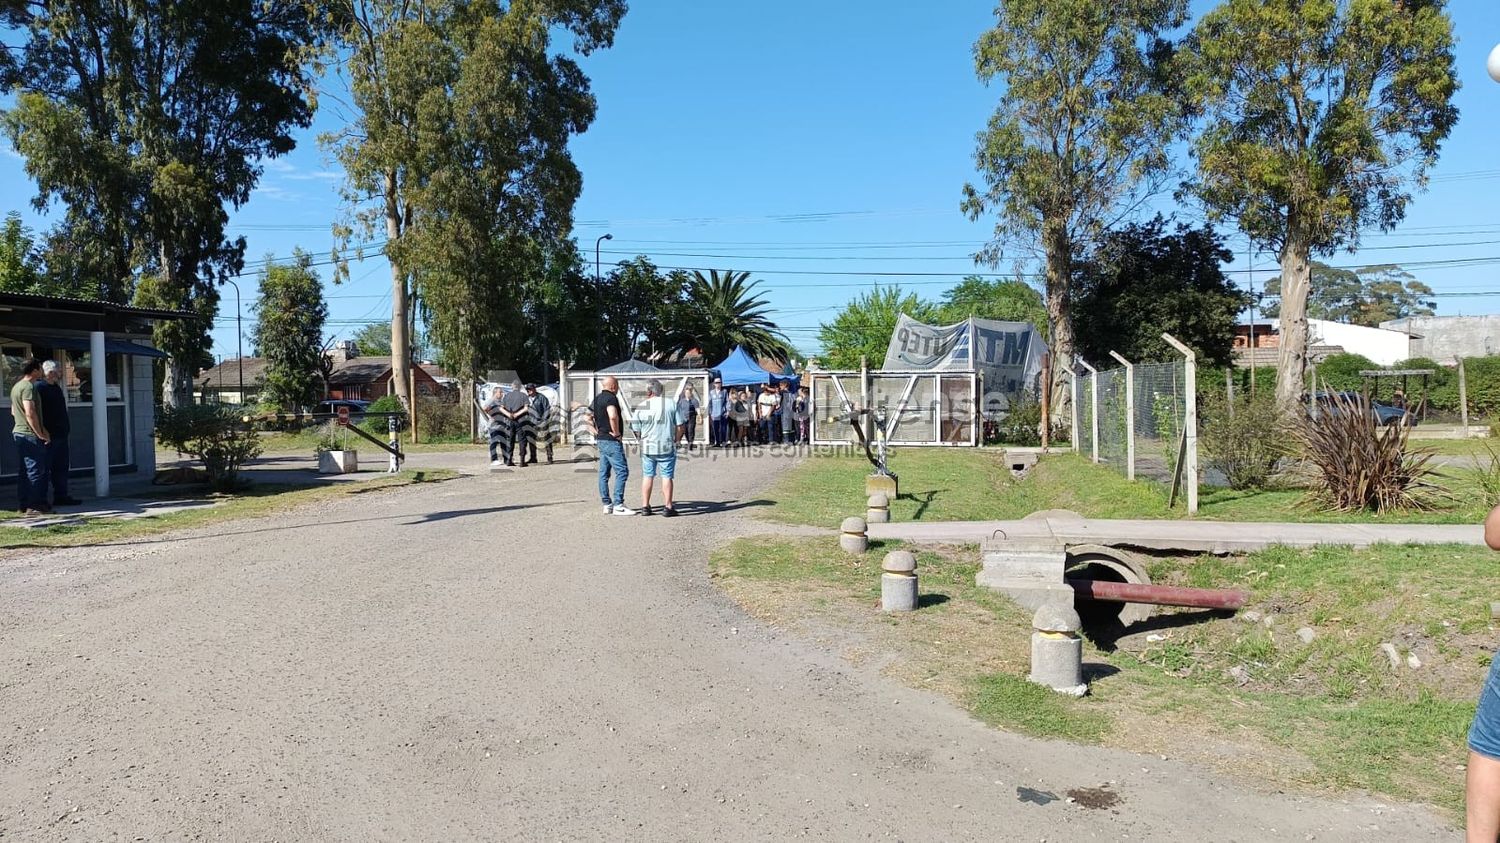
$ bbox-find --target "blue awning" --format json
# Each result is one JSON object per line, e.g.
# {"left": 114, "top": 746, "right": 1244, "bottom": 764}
{"left": 10, "top": 334, "right": 169, "bottom": 358}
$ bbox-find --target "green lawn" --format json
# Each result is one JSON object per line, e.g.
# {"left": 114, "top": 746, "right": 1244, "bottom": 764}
{"left": 762, "top": 448, "right": 1493, "bottom": 526}
{"left": 710, "top": 535, "right": 1488, "bottom": 815}
{"left": 0, "top": 469, "right": 460, "bottom": 549}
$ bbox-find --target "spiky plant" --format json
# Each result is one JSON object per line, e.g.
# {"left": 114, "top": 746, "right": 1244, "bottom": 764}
{"left": 1298, "top": 392, "right": 1441, "bottom": 512}
{"left": 665, "top": 269, "right": 790, "bottom": 364}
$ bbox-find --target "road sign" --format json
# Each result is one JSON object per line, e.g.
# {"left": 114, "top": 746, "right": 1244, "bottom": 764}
{"left": 337, "top": 405, "right": 351, "bottom": 427}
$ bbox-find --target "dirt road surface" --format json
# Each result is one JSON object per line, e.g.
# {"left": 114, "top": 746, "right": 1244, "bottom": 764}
{"left": 0, "top": 451, "right": 1455, "bottom": 840}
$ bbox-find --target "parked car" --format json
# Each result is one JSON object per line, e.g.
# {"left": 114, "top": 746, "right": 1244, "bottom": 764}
{"left": 314, "top": 399, "right": 371, "bottom": 420}
{"left": 1308, "top": 391, "right": 1415, "bottom": 427}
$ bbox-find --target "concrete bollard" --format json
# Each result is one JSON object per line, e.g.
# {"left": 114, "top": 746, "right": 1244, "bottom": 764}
{"left": 881, "top": 550, "right": 918, "bottom": 611}
{"left": 866, "top": 493, "right": 890, "bottom": 523}
{"left": 1029, "top": 603, "right": 1087, "bottom": 696}
{"left": 839, "top": 516, "right": 868, "bottom": 554}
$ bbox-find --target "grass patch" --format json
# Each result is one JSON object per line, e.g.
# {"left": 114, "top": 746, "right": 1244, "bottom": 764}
{"left": 709, "top": 534, "right": 1486, "bottom": 815}
{"left": 0, "top": 469, "right": 460, "bottom": 550}
{"left": 970, "top": 673, "right": 1109, "bottom": 742}
{"left": 763, "top": 449, "right": 1491, "bottom": 526}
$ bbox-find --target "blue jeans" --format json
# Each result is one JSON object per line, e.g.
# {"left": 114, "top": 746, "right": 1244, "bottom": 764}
{"left": 710, "top": 416, "right": 728, "bottom": 446}
{"left": 596, "top": 439, "right": 628, "bottom": 506}
{"left": 14, "top": 434, "right": 50, "bottom": 511}
{"left": 1472, "top": 653, "right": 1500, "bottom": 760}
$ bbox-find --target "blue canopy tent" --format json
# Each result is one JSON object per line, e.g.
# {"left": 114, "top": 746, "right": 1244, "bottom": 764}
{"left": 710, "top": 346, "right": 772, "bottom": 387}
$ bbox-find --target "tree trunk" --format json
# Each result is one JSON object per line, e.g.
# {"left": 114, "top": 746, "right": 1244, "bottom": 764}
{"left": 385, "top": 170, "right": 412, "bottom": 411}
{"left": 1275, "top": 230, "right": 1312, "bottom": 410}
{"left": 1042, "top": 218, "right": 1076, "bottom": 421}
{"left": 157, "top": 242, "right": 193, "bottom": 408}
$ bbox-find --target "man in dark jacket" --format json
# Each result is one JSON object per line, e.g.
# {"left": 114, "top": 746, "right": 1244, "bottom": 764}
{"left": 37, "top": 360, "right": 80, "bottom": 505}
{"left": 524, "top": 383, "right": 553, "bottom": 465}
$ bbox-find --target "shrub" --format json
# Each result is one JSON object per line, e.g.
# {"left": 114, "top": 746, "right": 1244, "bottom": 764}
{"left": 361, "top": 394, "right": 408, "bottom": 436}
{"left": 1432, "top": 356, "right": 1500, "bottom": 417}
{"left": 1470, "top": 442, "right": 1500, "bottom": 508}
{"left": 993, "top": 395, "right": 1042, "bottom": 446}
{"left": 1200, "top": 390, "right": 1287, "bottom": 490}
{"left": 1297, "top": 392, "right": 1441, "bottom": 512}
{"left": 156, "top": 404, "right": 264, "bottom": 491}
{"left": 415, "top": 396, "right": 470, "bottom": 441}
{"left": 1311, "top": 352, "right": 1377, "bottom": 393}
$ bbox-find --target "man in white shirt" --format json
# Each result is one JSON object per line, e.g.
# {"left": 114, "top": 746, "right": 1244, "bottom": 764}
{"left": 630, "top": 379, "right": 683, "bottom": 516}
{"left": 755, "top": 386, "right": 779, "bottom": 444}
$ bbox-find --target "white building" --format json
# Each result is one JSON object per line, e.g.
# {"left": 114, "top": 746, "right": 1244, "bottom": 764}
{"left": 1304, "top": 319, "right": 1411, "bottom": 366}
{"left": 1381, "top": 315, "right": 1500, "bottom": 361}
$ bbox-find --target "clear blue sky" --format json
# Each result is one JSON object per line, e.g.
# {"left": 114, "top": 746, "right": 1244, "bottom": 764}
{"left": 4, "top": 0, "right": 1500, "bottom": 363}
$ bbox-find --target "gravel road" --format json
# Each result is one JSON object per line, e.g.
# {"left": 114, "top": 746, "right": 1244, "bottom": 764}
{"left": 0, "top": 450, "right": 1455, "bottom": 840}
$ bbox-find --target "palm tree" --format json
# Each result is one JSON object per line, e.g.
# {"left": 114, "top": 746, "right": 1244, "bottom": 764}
{"left": 665, "top": 269, "right": 790, "bottom": 365}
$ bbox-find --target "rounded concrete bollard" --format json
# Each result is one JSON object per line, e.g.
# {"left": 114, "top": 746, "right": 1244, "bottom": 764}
{"left": 839, "top": 516, "right": 868, "bottom": 554}
{"left": 1029, "top": 603, "right": 1087, "bottom": 696}
{"left": 881, "top": 550, "right": 918, "bottom": 612}
{"left": 866, "top": 493, "right": 890, "bottom": 523}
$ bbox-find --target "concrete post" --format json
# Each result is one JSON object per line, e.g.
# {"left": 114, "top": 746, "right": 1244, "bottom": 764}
{"left": 1109, "top": 351, "right": 1135, "bottom": 481}
{"left": 1029, "top": 603, "right": 1086, "bottom": 696}
{"left": 881, "top": 550, "right": 918, "bottom": 612}
{"left": 866, "top": 493, "right": 890, "bottom": 523}
{"left": 1458, "top": 356, "right": 1469, "bottom": 434}
{"left": 1069, "top": 369, "right": 1080, "bottom": 454}
{"left": 839, "top": 516, "right": 868, "bottom": 554}
{"left": 1077, "top": 358, "right": 1098, "bottom": 463}
{"left": 90, "top": 331, "right": 109, "bottom": 498}
{"left": 558, "top": 359, "right": 570, "bottom": 445}
{"left": 1161, "top": 333, "right": 1198, "bottom": 515}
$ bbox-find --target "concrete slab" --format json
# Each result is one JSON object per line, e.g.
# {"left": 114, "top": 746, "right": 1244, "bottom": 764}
{"left": 1, "top": 498, "right": 220, "bottom": 529}
{"left": 869, "top": 516, "right": 1485, "bottom": 552}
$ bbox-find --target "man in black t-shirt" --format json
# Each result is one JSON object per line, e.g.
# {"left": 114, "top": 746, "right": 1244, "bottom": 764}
{"left": 37, "top": 361, "right": 79, "bottom": 505}
{"left": 587, "top": 376, "right": 634, "bottom": 515}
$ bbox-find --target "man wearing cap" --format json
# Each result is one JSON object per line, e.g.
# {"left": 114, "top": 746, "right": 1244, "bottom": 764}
{"left": 631, "top": 379, "right": 683, "bottom": 516}
{"left": 499, "top": 380, "right": 531, "bottom": 467}
{"left": 708, "top": 378, "right": 728, "bottom": 447}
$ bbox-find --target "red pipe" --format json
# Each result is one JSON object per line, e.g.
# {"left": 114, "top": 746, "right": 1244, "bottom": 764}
{"left": 1068, "top": 579, "right": 1248, "bottom": 610}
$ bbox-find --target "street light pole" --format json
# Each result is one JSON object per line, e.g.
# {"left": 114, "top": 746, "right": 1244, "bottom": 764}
{"left": 594, "top": 233, "right": 613, "bottom": 284}
{"left": 222, "top": 278, "right": 244, "bottom": 405}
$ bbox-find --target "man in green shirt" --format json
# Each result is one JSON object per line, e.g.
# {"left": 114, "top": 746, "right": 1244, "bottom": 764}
{"left": 630, "top": 379, "right": 683, "bottom": 517}
{"left": 10, "top": 359, "right": 52, "bottom": 515}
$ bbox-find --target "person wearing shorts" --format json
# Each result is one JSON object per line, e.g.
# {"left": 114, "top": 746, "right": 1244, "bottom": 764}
{"left": 1471, "top": 504, "right": 1500, "bottom": 839}
{"left": 630, "top": 379, "right": 682, "bottom": 517}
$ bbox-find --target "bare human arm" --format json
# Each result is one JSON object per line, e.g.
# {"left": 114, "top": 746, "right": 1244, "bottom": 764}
{"left": 1485, "top": 504, "right": 1500, "bottom": 551}
{"left": 606, "top": 403, "right": 621, "bottom": 438}
{"left": 22, "top": 397, "right": 48, "bottom": 444}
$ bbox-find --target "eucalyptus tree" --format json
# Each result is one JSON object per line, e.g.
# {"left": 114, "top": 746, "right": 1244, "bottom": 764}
{"left": 962, "top": 0, "right": 1187, "bottom": 411}
{"left": 1, "top": 0, "right": 326, "bottom": 405}
{"left": 327, "top": 0, "right": 626, "bottom": 396}
{"left": 1186, "top": 0, "right": 1458, "bottom": 407}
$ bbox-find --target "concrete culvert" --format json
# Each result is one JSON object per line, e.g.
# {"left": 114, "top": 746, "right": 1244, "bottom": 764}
{"left": 1063, "top": 544, "right": 1153, "bottom": 631}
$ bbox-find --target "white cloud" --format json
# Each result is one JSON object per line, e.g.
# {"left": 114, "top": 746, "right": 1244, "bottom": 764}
{"left": 284, "top": 169, "right": 342, "bottom": 182}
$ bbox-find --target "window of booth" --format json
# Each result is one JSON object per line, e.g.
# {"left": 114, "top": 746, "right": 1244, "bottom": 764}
{"left": 1, "top": 341, "right": 31, "bottom": 396}
{"left": 60, "top": 350, "right": 126, "bottom": 404}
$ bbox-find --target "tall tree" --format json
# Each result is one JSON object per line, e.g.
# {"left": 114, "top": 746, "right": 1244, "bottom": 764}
{"left": 962, "top": 0, "right": 1187, "bottom": 414}
{"left": 1186, "top": 0, "right": 1458, "bottom": 407}
{"left": 1071, "top": 217, "right": 1248, "bottom": 367}
{"left": 252, "top": 251, "right": 328, "bottom": 410}
{"left": 328, "top": 0, "right": 625, "bottom": 394}
{"left": 1, "top": 0, "right": 326, "bottom": 406}
{"left": 1263, "top": 262, "right": 1436, "bottom": 327}
{"left": 349, "top": 321, "right": 426, "bottom": 359}
{"left": 933, "top": 275, "right": 1047, "bottom": 335}
{"left": 663, "top": 270, "right": 790, "bottom": 365}
{"left": 0, "top": 212, "right": 45, "bottom": 294}
{"left": 817, "top": 286, "right": 935, "bottom": 371}
{"left": 596, "top": 256, "right": 685, "bottom": 361}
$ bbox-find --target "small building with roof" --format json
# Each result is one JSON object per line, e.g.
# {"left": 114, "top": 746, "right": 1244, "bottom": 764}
{"left": 1, "top": 291, "right": 192, "bottom": 496}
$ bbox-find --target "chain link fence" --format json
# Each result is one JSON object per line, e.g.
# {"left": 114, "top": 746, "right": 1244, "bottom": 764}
{"left": 1072, "top": 356, "right": 1197, "bottom": 507}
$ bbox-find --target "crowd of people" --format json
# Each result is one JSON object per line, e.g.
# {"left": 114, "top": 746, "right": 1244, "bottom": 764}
{"left": 10, "top": 358, "right": 78, "bottom": 516}
{"left": 705, "top": 378, "right": 809, "bottom": 448}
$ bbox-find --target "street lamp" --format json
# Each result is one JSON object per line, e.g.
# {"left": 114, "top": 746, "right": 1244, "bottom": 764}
{"left": 222, "top": 278, "right": 244, "bottom": 405}
{"left": 595, "top": 233, "right": 613, "bottom": 284}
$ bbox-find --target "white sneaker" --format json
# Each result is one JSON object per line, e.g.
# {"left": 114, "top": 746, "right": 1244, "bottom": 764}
{"left": 602, "top": 504, "right": 614, "bottom": 515}
{"left": 611, "top": 505, "right": 638, "bottom": 516}
{"left": 490, "top": 459, "right": 503, "bottom": 467}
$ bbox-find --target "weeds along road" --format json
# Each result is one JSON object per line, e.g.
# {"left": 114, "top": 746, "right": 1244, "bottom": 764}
{"left": 0, "top": 451, "right": 1454, "bottom": 840}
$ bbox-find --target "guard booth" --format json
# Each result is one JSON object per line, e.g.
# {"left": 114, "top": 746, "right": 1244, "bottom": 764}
{"left": 808, "top": 369, "right": 980, "bottom": 447}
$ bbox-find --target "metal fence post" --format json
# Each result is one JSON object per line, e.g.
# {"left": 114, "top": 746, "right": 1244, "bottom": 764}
{"left": 1108, "top": 351, "right": 1135, "bottom": 481}
{"left": 1161, "top": 333, "right": 1198, "bottom": 514}
{"left": 1077, "top": 358, "right": 1099, "bottom": 463}
{"left": 1458, "top": 356, "right": 1469, "bottom": 434}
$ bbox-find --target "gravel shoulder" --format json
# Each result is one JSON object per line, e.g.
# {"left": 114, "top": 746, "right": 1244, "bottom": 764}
{"left": 0, "top": 448, "right": 1455, "bottom": 840}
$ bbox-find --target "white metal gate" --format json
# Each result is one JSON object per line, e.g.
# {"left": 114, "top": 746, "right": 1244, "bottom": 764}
{"left": 808, "top": 370, "right": 978, "bottom": 447}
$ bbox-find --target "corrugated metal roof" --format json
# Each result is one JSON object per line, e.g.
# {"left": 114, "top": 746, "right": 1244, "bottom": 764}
{"left": 0, "top": 290, "right": 195, "bottom": 319}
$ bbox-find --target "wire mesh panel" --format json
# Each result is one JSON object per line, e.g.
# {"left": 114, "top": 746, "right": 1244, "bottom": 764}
{"left": 1096, "top": 368, "right": 1127, "bottom": 474}
{"left": 1133, "top": 360, "right": 1186, "bottom": 485}
{"left": 1076, "top": 372, "right": 1096, "bottom": 460}
{"left": 810, "top": 371, "right": 977, "bottom": 446}
{"left": 811, "top": 374, "right": 859, "bottom": 445}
